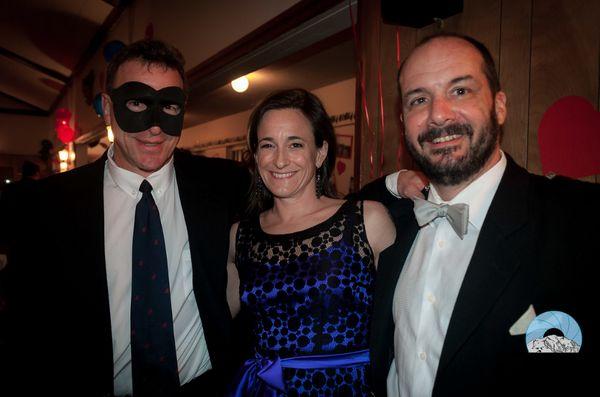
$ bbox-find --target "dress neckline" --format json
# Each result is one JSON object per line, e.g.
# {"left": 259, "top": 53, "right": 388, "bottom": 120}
{"left": 255, "top": 200, "right": 353, "bottom": 241}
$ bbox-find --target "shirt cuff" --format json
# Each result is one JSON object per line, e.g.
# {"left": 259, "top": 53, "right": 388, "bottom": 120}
{"left": 385, "top": 170, "right": 408, "bottom": 198}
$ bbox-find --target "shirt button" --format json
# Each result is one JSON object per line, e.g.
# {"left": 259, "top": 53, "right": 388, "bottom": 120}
{"left": 427, "top": 293, "right": 436, "bottom": 304}
{"left": 438, "top": 240, "right": 445, "bottom": 248}
{"left": 419, "top": 352, "right": 427, "bottom": 360}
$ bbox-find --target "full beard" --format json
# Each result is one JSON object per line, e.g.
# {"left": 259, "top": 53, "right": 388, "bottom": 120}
{"left": 405, "top": 113, "right": 501, "bottom": 186}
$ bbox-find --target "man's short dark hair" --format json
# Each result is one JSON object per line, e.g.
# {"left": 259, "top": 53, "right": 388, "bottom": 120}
{"left": 397, "top": 32, "right": 501, "bottom": 96}
{"left": 105, "top": 39, "right": 186, "bottom": 92}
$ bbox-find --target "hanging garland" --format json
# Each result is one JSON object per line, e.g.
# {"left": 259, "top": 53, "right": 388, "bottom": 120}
{"left": 349, "top": 0, "right": 397, "bottom": 179}
{"left": 349, "top": 1, "right": 375, "bottom": 179}
{"left": 396, "top": 27, "right": 404, "bottom": 171}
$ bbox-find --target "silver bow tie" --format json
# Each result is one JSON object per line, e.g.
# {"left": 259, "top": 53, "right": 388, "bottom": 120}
{"left": 413, "top": 198, "right": 469, "bottom": 239}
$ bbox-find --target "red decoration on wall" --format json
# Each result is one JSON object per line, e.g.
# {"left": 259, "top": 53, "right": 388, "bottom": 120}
{"left": 538, "top": 96, "right": 600, "bottom": 178}
{"left": 55, "top": 108, "right": 75, "bottom": 144}
{"left": 336, "top": 160, "right": 346, "bottom": 175}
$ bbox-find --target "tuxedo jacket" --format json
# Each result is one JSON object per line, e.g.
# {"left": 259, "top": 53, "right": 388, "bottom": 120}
{"left": 361, "top": 156, "right": 597, "bottom": 396}
{"left": 6, "top": 149, "right": 250, "bottom": 396}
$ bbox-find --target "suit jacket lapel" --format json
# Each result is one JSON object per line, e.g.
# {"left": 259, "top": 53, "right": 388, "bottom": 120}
{"left": 371, "top": 205, "right": 420, "bottom": 382}
{"left": 436, "top": 156, "right": 531, "bottom": 376}
{"left": 174, "top": 152, "right": 238, "bottom": 371}
{"left": 376, "top": 214, "right": 420, "bottom": 313}
{"left": 173, "top": 151, "right": 232, "bottom": 317}
{"left": 374, "top": 190, "right": 430, "bottom": 332}
{"left": 173, "top": 152, "right": 213, "bottom": 294}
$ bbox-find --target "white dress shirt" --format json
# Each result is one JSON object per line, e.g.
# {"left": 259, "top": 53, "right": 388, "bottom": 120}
{"left": 386, "top": 152, "right": 507, "bottom": 397}
{"left": 103, "top": 145, "right": 211, "bottom": 396}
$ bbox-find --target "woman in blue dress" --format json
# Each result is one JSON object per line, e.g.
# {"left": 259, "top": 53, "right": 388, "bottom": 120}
{"left": 226, "top": 89, "right": 396, "bottom": 396}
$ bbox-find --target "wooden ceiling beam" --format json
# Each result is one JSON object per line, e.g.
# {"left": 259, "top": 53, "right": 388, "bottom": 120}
{"left": 0, "top": 90, "right": 47, "bottom": 113}
{"left": 186, "top": 0, "right": 346, "bottom": 87}
{"left": 0, "top": 46, "right": 69, "bottom": 83}
{"left": 0, "top": 107, "right": 49, "bottom": 117}
{"left": 49, "top": 0, "right": 132, "bottom": 114}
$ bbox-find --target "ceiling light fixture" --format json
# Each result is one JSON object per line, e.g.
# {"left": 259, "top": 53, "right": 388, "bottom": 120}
{"left": 231, "top": 76, "right": 249, "bottom": 93}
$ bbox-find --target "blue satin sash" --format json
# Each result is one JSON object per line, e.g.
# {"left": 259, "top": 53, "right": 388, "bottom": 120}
{"left": 228, "top": 349, "right": 370, "bottom": 396}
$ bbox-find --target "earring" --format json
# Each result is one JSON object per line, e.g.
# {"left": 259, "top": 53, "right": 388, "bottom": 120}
{"left": 105, "top": 125, "right": 113, "bottom": 142}
{"left": 315, "top": 168, "right": 323, "bottom": 198}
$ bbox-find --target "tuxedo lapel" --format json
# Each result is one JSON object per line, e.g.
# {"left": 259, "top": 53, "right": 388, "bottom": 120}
{"left": 436, "top": 157, "right": 531, "bottom": 376}
{"left": 375, "top": 213, "right": 420, "bottom": 313}
{"left": 374, "top": 192, "right": 429, "bottom": 333}
{"left": 174, "top": 156, "right": 232, "bottom": 300}
{"left": 174, "top": 152, "right": 237, "bottom": 372}
{"left": 174, "top": 154, "right": 216, "bottom": 297}
{"left": 370, "top": 208, "right": 420, "bottom": 395}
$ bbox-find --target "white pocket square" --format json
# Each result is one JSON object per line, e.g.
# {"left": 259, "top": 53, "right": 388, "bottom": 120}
{"left": 509, "top": 304, "right": 536, "bottom": 336}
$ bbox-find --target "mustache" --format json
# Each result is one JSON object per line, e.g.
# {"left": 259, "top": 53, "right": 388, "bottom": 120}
{"left": 417, "top": 123, "right": 474, "bottom": 147}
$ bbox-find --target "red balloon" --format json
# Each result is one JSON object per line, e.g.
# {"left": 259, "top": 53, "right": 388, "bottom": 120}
{"left": 56, "top": 124, "right": 75, "bottom": 144}
{"left": 55, "top": 108, "right": 71, "bottom": 122}
{"left": 55, "top": 107, "right": 75, "bottom": 143}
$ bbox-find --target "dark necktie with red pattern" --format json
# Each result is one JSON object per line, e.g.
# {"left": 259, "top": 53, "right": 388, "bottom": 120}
{"left": 131, "top": 180, "right": 179, "bottom": 396}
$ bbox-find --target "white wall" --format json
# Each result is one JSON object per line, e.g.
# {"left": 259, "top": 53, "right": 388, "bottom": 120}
{"left": 312, "top": 78, "right": 356, "bottom": 117}
{"left": 179, "top": 109, "right": 252, "bottom": 150}
{"left": 313, "top": 78, "right": 356, "bottom": 195}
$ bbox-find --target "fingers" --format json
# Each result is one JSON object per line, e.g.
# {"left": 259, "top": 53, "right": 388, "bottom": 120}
{"left": 397, "top": 170, "right": 429, "bottom": 199}
{"left": 409, "top": 187, "right": 425, "bottom": 200}
{"left": 415, "top": 171, "right": 429, "bottom": 187}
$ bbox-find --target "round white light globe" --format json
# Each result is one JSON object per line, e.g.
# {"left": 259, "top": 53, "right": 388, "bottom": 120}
{"left": 231, "top": 76, "right": 249, "bottom": 93}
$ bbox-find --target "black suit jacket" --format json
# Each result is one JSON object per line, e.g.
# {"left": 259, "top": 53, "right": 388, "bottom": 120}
{"left": 363, "top": 156, "right": 597, "bottom": 396}
{"left": 6, "top": 150, "right": 250, "bottom": 396}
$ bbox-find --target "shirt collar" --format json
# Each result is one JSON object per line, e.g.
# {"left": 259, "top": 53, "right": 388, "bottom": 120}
{"left": 428, "top": 151, "right": 507, "bottom": 231}
{"left": 106, "top": 144, "right": 175, "bottom": 199}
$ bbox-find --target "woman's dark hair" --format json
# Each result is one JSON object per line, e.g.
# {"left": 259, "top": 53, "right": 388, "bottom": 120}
{"left": 246, "top": 88, "right": 337, "bottom": 214}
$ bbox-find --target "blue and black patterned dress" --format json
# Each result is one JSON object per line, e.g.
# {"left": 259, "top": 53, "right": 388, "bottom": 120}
{"left": 233, "top": 200, "right": 375, "bottom": 396}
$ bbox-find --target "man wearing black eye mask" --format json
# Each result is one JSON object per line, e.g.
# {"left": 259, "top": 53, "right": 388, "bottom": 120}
{"left": 102, "top": 55, "right": 187, "bottom": 177}
{"left": 7, "top": 39, "right": 251, "bottom": 397}
{"left": 107, "top": 81, "right": 186, "bottom": 137}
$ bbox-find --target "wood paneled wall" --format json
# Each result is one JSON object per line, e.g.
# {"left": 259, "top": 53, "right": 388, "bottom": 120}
{"left": 355, "top": 0, "right": 600, "bottom": 186}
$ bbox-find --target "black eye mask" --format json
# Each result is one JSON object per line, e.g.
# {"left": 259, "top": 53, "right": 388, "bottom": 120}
{"left": 109, "top": 81, "right": 186, "bottom": 136}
